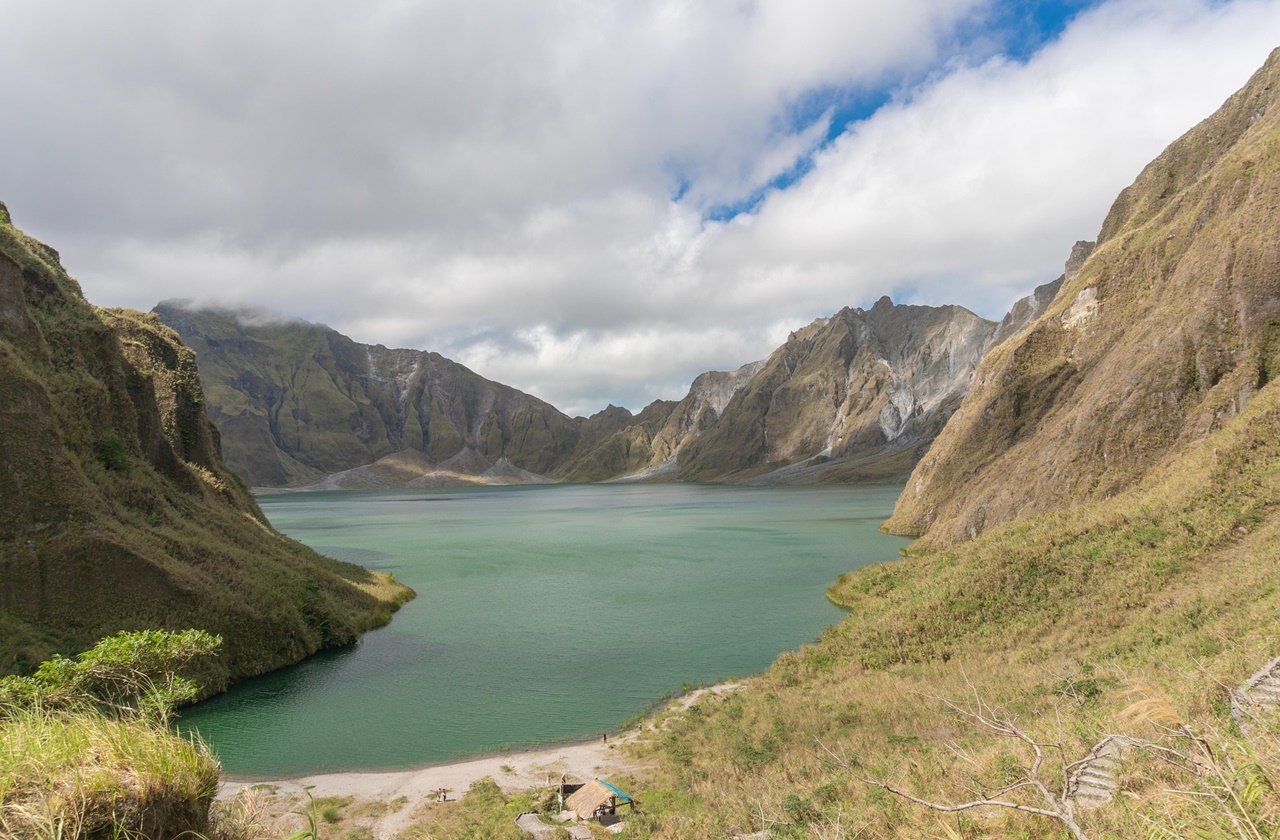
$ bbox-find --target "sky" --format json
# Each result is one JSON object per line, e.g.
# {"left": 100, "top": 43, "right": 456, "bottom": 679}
{"left": 1, "top": 1, "right": 1278, "bottom": 416}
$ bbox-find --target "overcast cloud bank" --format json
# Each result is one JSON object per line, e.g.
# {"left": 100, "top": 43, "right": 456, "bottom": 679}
{"left": 2, "top": 0, "right": 1277, "bottom": 414}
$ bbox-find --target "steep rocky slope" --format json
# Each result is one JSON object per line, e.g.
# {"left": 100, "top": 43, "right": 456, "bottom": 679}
{"left": 989, "top": 240, "right": 1093, "bottom": 346}
{"left": 676, "top": 298, "right": 998, "bottom": 483}
{"left": 887, "top": 47, "right": 1280, "bottom": 548}
{"left": 161, "top": 286, "right": 1072, "bottom": 488}
{"left": 0, "top": 205, "right": 412, "bottom": 683}
{"left": 154, "top": 303, "right": 581, "bottom": 488}
{"left": 551, "top": 361, "right": 765, "bottom": 482}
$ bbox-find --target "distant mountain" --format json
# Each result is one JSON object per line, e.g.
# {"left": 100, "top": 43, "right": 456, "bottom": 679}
{"left": 887, "top": 47, "right": 1280, "bottom": 548}
{"left": 158, "top": 287, "right": 1064, "bottom": 489}
{"left": 0, "top": 205, "right": 412, "bottom": 683}
{"left": 153, "top": 303, "right": 581, "bottom": 488}
{"left": 553, "top": 361, "right": 765, "bottom": 482}
{"left": 676, "top": 298, "right": 999, "bottom": 483}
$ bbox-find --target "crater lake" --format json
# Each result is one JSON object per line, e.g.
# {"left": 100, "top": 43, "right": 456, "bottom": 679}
{"left": 180, "top": 483, "right": 907, "bottom": 775}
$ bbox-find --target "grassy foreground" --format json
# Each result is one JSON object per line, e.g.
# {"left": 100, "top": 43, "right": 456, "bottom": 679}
{"left": 1, "top": 707, "right": 218, "bottom": 839}
{"left": 314, "top": 372, "right": 1280, "bottom": 839}
{"left": 606, "top": 361, "right": 1280, "bottom": 837}
{"left": 0, "top": 631, "right": 225, "bottom": 839}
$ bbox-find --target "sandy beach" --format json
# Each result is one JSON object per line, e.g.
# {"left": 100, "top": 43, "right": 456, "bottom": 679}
{"left": 219, "top": 735, "right": 639, "bottom": 802}
{"left": 217, "top": 682, "right": 744, "bottom": 838}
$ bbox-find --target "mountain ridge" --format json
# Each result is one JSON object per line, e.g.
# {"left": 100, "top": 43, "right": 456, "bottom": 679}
{"left": 887, "top": 45, "right": 1280, "bottom": 548}
{"left": 157, "top": 289, "right": 1050, "bottom": 489}
{"left": 0, "top": 207, "right": 412, "bottom": 683}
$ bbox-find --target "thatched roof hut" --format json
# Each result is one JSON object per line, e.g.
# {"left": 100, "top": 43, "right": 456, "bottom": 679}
{"left": 563, "top": 778, "right": 632, "bottom": 821}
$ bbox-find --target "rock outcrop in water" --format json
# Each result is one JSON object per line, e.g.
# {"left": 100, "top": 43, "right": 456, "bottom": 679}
{"left": 0, "top": 205, "right": 412, "bottom": 681}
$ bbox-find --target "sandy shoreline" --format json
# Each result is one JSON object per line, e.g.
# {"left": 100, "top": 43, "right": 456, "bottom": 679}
{"left": 218, "top": 734, "right": 637, "bottom": 800}
{"left": 218, "top": 734, "right": 644, "bottom": 840}
{"left": 217, "top": 683, "right": 744, "bottom": 837}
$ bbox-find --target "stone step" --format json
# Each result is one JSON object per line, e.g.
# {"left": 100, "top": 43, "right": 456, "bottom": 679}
{"left": 1073, "top": 785, "right": 1113, "bottom": 797}
{"left": 1075, "top": 770, "right": 1115, "bottom": 786}
{"left": 1072, "top": 791, "right": 1114, "bottom": 808}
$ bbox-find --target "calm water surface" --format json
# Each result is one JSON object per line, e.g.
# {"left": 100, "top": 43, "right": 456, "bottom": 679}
{"left": 180, "top": 483, "right": 907, "bottom": 775}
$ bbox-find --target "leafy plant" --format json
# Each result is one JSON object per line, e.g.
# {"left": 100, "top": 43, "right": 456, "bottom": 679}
{"left": 94, "top": 433, "right": 128, "bottom": 471}
{"left": 0, "top": 629, "right": 221, "bottom": 722}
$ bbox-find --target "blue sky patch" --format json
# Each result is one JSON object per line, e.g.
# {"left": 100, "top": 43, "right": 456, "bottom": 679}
{"left": 694, "top": 0, "right": 1106, "bottom": 223}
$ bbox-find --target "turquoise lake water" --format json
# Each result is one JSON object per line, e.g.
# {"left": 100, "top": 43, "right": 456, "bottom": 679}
{"left": 179, "top": 483, "right": 907, "bottom": 775}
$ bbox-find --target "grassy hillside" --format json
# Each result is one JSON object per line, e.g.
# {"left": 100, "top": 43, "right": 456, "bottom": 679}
{"left": 620, "top": 349, "right": 1280, "bottom": 839}
{"left": 0, "top": 205, "right": 413, "bottom": 687}
{"left": 887, "top": 47, "right": 1280, "bottom": 549}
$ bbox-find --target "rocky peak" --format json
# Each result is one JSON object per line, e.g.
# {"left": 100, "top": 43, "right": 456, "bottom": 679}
{"left": 677, "top": 299, "right": 997, "bottom": 483}
{"left": 688, "top": 360, "right": 766, "bottom": 416}
{"left": 990, "top": 240, "right": 1096, "bottom": 347}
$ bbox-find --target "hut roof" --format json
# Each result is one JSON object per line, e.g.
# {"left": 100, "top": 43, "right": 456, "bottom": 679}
{"left": 564, "top": 778, "right": 631, "bottom": 820}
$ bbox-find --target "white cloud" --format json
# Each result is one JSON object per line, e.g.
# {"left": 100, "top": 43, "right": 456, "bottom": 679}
{"left": 697, "top": 0, "right": 1280, "bottom": 319}
{"left": 1, "top": 0, "right": 1277, "bottom": 415}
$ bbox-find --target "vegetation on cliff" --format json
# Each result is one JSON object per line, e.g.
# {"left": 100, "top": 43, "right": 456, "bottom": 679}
{"left": 0, "top": 208, "right": 413, "bottom": 685}
{"left": 887, "top": 46, "right": 1280, "bottom": 549}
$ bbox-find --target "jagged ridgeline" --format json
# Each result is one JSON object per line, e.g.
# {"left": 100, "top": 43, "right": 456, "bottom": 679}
{"left": 676, "top": 299, "right": 1000, "bottom": 483}
{"left": 155, "top": 288, "right": 1076, "bottom": 490}
{"left": 887, "top": 46, "right": 1280, "bottom": 549}
{"left": 0, "top": 205, "right": 413, "bottom": 684}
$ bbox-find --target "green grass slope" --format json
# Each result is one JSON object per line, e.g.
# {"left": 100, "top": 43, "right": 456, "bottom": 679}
{"left": 0, "top": 206, "right": 413, "bottom": 686}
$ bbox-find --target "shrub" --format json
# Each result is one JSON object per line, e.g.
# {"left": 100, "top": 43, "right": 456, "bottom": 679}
{"left": 95, "top": 433, "right": 128, "bottom": 471}
{"left": 0, "top": 631, "right": 224, "bottom": 839}
{"left": 0, "top": 629, "right": 221, "bottom": 722}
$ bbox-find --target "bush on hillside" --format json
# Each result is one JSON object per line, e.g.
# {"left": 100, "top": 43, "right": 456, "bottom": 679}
{"left": 0, "top": 630, "right": 224, "bottom": 840}
{"left": 0, "top": 628, "right": 220, "bottom": 721}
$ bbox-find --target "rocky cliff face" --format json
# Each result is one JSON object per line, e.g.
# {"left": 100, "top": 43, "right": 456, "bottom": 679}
{"left": 989, "top": 241, "right": 1094, "bottom": 346}
{"left": 676, "top": 298, "right": 998, "bottom": 483}
{"left": 887, "top": 47, "right": 1280, "bottom": 548}
{"left": 0, "top": 205, "right": 411, "bottom": 681}
{"left": 162, "top": 293, "right": 1039, "bottom": 488}
{"left": 154, "top": 303, "right": 581, "bottom": 488}
{"left": 551, "top": 360, "right": 765, "bottom": 482}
